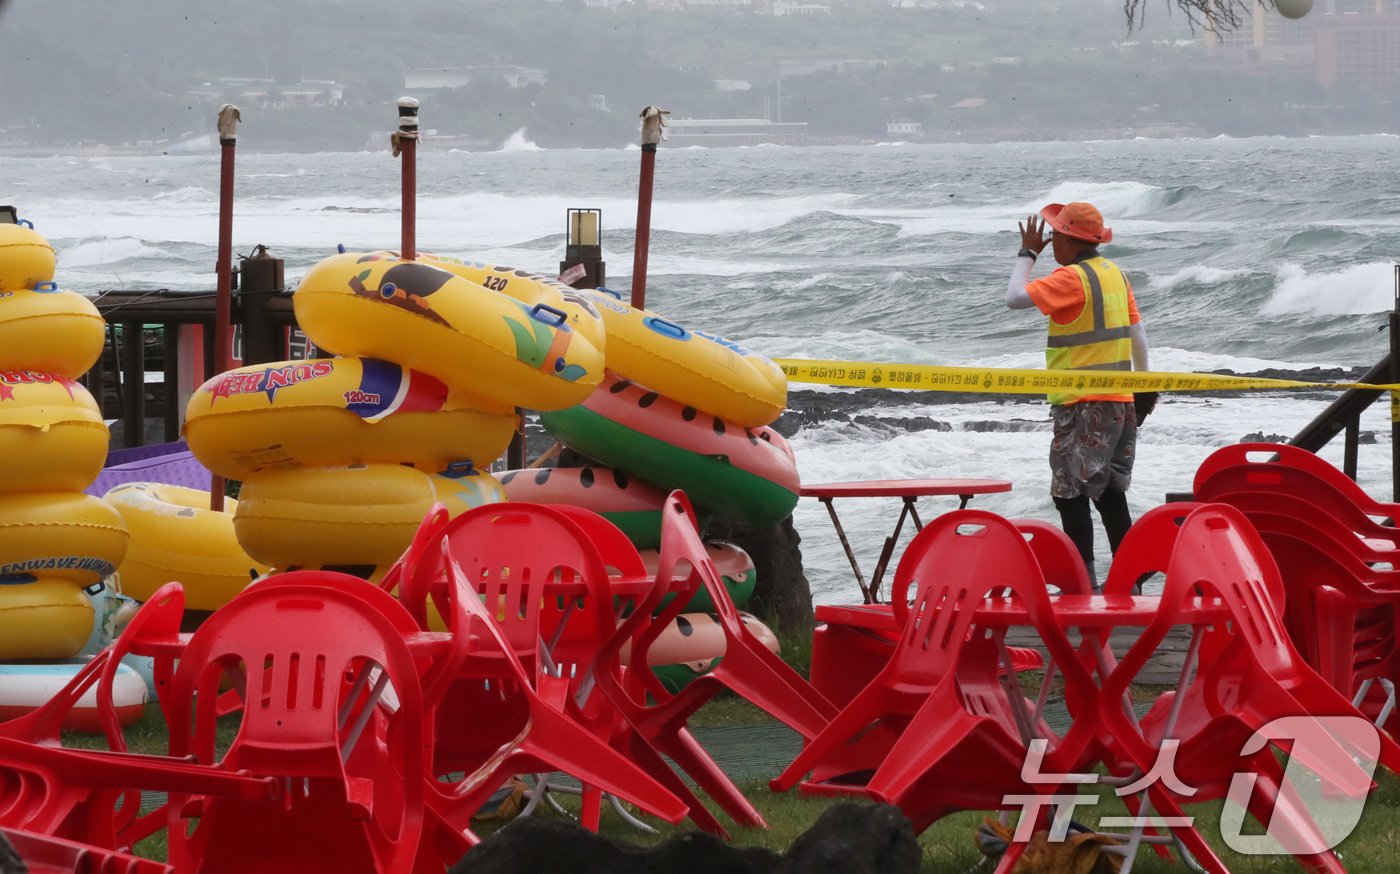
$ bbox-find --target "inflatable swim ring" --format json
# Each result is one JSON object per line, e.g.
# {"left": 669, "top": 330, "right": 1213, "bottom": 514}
{"left": 0, "top": 658, "right": 148, "bottom": 731}
{"left": 420, "top": 256, "right": 606, "bottom": 354}
{"left": 0, "top": 223, "right": 57, "bottom": 292}
{"left": 0, "top": 577, "right": 93, "bottom": 660}
{"left": 102, "top": 483, "right": 267, "bottom": 611}
{"left": 233, "top": 463, "right": 435, "bottom": 571}
{"left": 183, "top": 356, "right": 516, "bottom": 479}
{"left": 498, "top": 465, "right": 668, "bottom": 549}
{"left": 539, "top": 373, "right": 800, "bottom": 527}
{"left": 429, "top": 467, "right": 507, "bottom": 519}
{"left": 0, "top": 285, "right": 106, "bottom": 378}
{"left": 621, "top": 610, "right": 784, "bottom": 691}
{"left": 641, "top": 541, "right": 756, "bottom": 613}
{"left": 0, "top": 492, "right": 129, "bottom": 587}
{"left": 578, "top": 288, "right": 786, "bottom": 427}
{"left": 0, "top": 371, "right": 108, "bottom": 494}
{"left": 293, "top": 251, "right": 602, "bottom": 413}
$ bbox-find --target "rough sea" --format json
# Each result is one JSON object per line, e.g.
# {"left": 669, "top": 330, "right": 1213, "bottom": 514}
{"left": 6, "top": 133, "right": 1398, "bottom": 603}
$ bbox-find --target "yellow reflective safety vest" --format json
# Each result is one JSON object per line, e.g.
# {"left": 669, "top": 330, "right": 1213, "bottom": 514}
{"left": 1045, "top": 256, "right": 1133, "bottom": 405}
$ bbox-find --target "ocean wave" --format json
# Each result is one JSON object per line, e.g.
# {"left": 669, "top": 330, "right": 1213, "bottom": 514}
{"left": 56, "top": 237, "right": 170, "bottom": 268}
{"left": 1260, "top": 261, "right": 1396, "bottom": 317}
{"left": 1147, "top": 264, "right": 1252, "bottom": 289}
{"left": 498, "top": 129, "right": 543, "bottom": 152}
{"left": 1034, "top": 180, "right": 1176, "bottom": 218}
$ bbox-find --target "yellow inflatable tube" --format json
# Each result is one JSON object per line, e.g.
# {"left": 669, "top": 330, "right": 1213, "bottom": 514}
{"left": 577, "top": 288, "right": 787, "bottom": 427}
{"left": 0, "top": 372, "right": 109, "bottom": 494}
{"left": 0, "top": 223, "right": 57, "bottom": 292}
{"left": 0, "top": 492, "right": 129, "bottom": 587}
{"left": 0, "top": 577, "right": 92, "bottom": 660}
{"left": 0, "top": 286, "right": 106, "bottom": 378}
{"left": 103, "top": 483, "right": 268, "bottom": 611}
{"left": 429, "top": 468, "right": 508, "bottom": 519}
{"left": 421, "top": 255, "right": 606, "bottom": 354}
{"left": 293, "top": 252, "right": 603, "bottom": 413}
{"left": 184, "top": 356, "right": 517, "bottom": 479}
{"left": 234, "top": 463, "right": 438, "bottom": 571}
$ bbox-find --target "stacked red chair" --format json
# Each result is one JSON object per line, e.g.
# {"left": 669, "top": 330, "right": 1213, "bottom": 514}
{"left": 1097, "top": 504, "right": 1400, "bottom": 874}
{"left": 1194, "top": 444, "right": 1400, "bottom": 728}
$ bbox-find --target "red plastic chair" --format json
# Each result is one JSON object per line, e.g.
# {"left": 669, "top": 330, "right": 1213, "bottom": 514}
{"left": 550, "top": 503, "right": 651, "bottom": 580}
{"left": 420, "top": 540, "right": 688, "bottom": 855}
{"left": 378, "top": 502, "right": 452, "bottom": 629}
{"left": 0, "top": 582, "right": 266, "bottom": 851}
{"left": 592, "top": 491, "right": 836, "bottom": 834}
{"left": 1098, "top": 504, "right": 1400, "bottom": 874}
{"left": 808, "top": 519, "right": 1057, "bottom": 719}
{"left": 164, "top": 581, "right": 430, "bottom": 874}
{"left": 2, "top": 825, "right": 173, "bottom": 873}
{"left": 627, "top": 493, "right": 835, "bottom": 740}
{"left": 1101, "top": 502, "right": 1205, "bottom": 596}
{"left": 0, "top": 731, "right": 278, "bottom": 857}
{"left": 773, "top": 510, "right": 1103, "bottom": 853}
{"left": 805, "top": 518, "right": 1061, "bottom": 785}
{"left": 1014, "top": 518, "right": 1094, "bottom": 597}
{"left": 1200, "top": 493, "right": 1400, "bottom": 723}
{"left": 1196, "top": 451, "right": 1400, "bottom": 553}
{"left": 399, "top": 503, "right": 689, "bottom": 863}
{"left": 1195, "top": 442, "right": 1400, "bottom": 528}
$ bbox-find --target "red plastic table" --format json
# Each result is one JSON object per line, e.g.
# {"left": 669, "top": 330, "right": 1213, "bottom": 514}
{"left": 801, "top": 478, "right": 1013, "bottom": 603}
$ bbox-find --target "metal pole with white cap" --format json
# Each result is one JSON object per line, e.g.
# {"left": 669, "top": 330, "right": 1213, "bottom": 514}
{"left": 393, "top": 97, "right": 420, "bottom": 261}
{"left": 631, "top": 106, "right": 668, "bottom": 310}
{"left": 211, "top": 103, "right": 240, "bottom": 512}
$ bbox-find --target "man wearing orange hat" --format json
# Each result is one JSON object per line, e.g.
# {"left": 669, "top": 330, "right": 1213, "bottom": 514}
{"left": 1007, "top": 201, "right": 1156, "bottom": 580}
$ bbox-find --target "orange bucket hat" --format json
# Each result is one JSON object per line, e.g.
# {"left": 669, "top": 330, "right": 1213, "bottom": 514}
{"left": 1040, "top": 201, "right": 1112, "bottom": 244}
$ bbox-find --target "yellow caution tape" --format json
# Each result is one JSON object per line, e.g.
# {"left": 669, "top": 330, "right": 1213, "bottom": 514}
{"left": 774, "top": 358, "right": 1400, "bottom": 395}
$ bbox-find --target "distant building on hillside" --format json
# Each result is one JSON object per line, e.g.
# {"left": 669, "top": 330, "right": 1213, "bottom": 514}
{"left": 185, "top": 77, "right": 345, "bottom": 108}
{"left": 1205, "top": 0, "right": 1400, "bottom": 88}
{"left": 885, "top": 118, "right": 924, "bottom": 136}
{"left": 779, "top": 58, "right": 885, "bottom": 76}
{"left": 773, "top": 1, "right": 832, "bottom": 13}
{"left": 665, "top": 117, "right": 808, "bottom": 145}
{"left": 402, "top": 66, "right": 547, "bottom": 91}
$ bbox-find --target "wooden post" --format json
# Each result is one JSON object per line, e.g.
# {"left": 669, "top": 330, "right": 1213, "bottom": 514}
{"left": 119, "top": 322, "right": 145, "bottom": 450}
{"left": 211, "top": 104, "right": 240, "bottom": 511}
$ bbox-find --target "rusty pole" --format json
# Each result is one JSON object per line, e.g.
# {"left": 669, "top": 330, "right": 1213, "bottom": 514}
{"left": 210, "top": 104, "right": 240, "bottom": 512}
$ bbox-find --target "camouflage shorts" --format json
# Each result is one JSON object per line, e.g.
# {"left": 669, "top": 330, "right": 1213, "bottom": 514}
{"left": 1049, "top": 401, "right": 1136, "bottom": 500}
